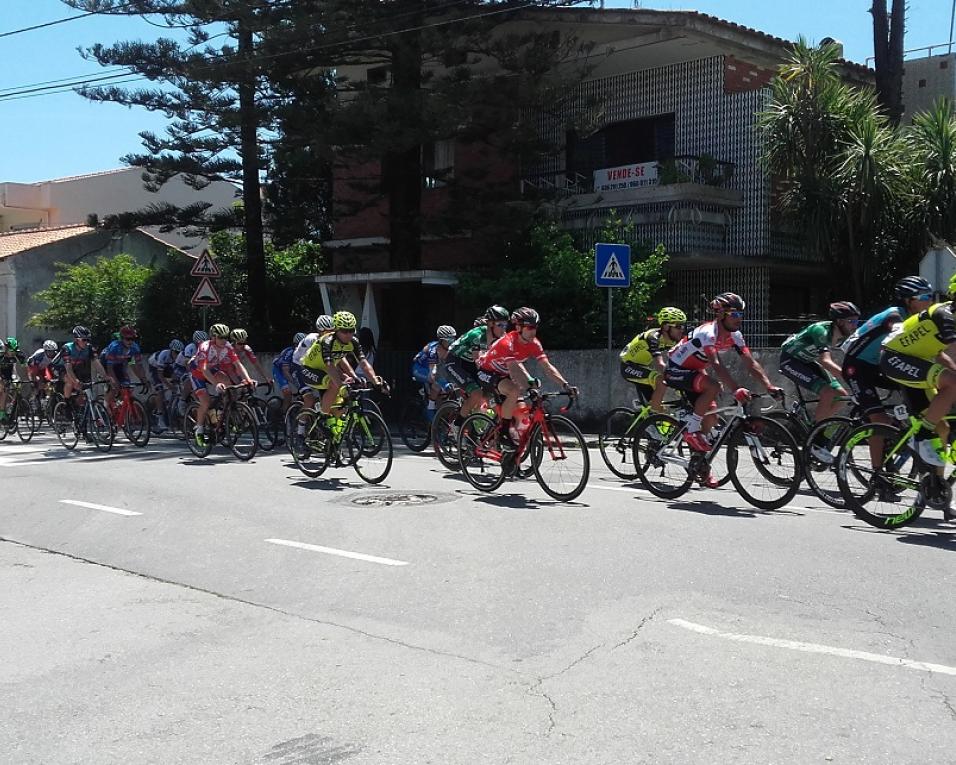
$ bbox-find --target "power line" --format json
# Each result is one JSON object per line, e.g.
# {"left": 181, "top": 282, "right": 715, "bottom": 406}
{"left": 0, "top": 2, "right": 138, "bottom": 40}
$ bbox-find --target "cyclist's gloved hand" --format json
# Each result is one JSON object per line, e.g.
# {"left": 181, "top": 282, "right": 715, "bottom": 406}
{"left": 733, "top": 387, "right": 752, "bottom": 404}
{"left": 441, "top": 382, "right": 454, "bottom": 393}
{"left": 246, "top": 378, "right": 257, "bottom": 388}
{"left": 768, "top": 386, "right": 785, "bottom": 400}
{"left": 563, "top": 383, "right": 579, "bottom": 397}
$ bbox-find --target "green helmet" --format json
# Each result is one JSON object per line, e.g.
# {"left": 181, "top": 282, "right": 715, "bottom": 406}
{"left": 948, "top": 272, "right": 956, "bottom": 298}
{"left": 333, "top": 311, "right": 357, "bottom": 330}
{"left": 657, "top": 307, "right": 687, "bottom": 325}
{"left": 4, "top": 337, "right": 17, "bottom": 351}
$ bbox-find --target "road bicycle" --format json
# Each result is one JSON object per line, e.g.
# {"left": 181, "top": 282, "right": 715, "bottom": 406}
{"left": 184, "top": 383, "right": 259, "bottom": 461}
{"left": 290, "top": 384, "right": 392, "bottom": 483}
{"left": 0, "top": 380, "right": 38, "bottom": 443}
{"left": 631, "top": 393, "right": 802, "bottom": 510}
{"left": 108, "top": 382, "right": 150, "bottom": 447}
{"left": 456, "top": 390, "right": 589, "bottom": 501}
{"left": 146, "top": 377, "right": 186, "bottom": 439}
{"left": 835, "top": 410, "right": 956, "bottom": 529}
{"left": 244, "top": 382, "right": 284, "bottom": 451}
{"left": 284, "top": 384, "right": 385, "bottom": 457}
{"left": 52, "top": 381, "right": 114, "bottom": 452}
{"left": 399, "top": 383, "right": 454, "bottom": 452}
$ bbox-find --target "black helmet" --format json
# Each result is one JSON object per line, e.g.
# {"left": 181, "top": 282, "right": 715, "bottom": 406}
{"left": 710, "top": 292, "right": 746, "bottom": 312}
{"left": 72, "top": 325, "right": 92, "bottom": 340}
{"left": 893, "top": 276, "right": 933, "bottom": 302}
{"left": 511, "top": 307, "right": 540, "bottom": 326}
{"left": 828, "top": 301, "right": 860, "bottom": 320}
{"left": 484, "top": 305, "right": 509, "bottom": 322}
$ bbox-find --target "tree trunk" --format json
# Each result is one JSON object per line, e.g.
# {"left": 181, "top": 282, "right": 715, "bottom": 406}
{"left": 384, "top": 5, "right": 423, "bottom": 272}
{"left": 870, "top": 0, "right": 906, "bottom": 125}
{"left": 238, "top": 20, "right": 270, "bottom": 341}
{"left": 845, "top": 208, "right": 865, "bottom": 306}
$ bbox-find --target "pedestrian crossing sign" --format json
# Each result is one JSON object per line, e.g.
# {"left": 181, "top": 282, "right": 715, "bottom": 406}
{"left": 595, "top": 243, "right": 630, "bottom": 287}
{"left": 190, "top": 250, "right": 222, "bottom": 278}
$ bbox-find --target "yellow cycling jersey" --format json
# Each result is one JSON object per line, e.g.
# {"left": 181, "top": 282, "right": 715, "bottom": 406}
{"left": 619, "top": 328, "right": 677, "bottom": 367}
{"left": 301, "top": 332, "right": 365, "bottom": 373}
{"left": 882, "top": 302, "right": 956, "bottom": 360}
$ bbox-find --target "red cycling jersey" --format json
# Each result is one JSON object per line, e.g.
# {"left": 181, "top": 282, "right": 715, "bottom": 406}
{"left": 234, "top": 343, "right": 258, "bottom": 365}
{"left": 477, "top": 330, "right": 548, "bottom": 374}
{"left": 668, "top": 320, "right": 749, "bottom": 371}
{"left": 191, "top": 340, "right": 239, "bottom": 378}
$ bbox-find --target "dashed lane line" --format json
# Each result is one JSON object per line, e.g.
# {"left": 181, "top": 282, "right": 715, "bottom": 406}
{"left": 265, "top": 538, "right": 409, "bottom": 567}
{"left": 669, "top": 618, "right": 956, "bottom": 676}
{"left": 58, "top": 499, "right": 142, "bottom": 517}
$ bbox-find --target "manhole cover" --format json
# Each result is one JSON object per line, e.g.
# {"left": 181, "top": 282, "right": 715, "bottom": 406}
{"left": 350, "top": 492, "right": 440, "bottom": 507}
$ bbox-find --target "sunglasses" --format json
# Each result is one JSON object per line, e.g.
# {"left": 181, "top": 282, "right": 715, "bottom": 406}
{"left": 727, "top": 311, "right": 745, "bottom": 319}
{"left": 494, "top": 321, "right": 508, "bottom": 328}
{"left": 913, "top": 293, "right": 933, "bottom": 301}
{"left": 519, "top": 324, "right": 538, "bottom": 330}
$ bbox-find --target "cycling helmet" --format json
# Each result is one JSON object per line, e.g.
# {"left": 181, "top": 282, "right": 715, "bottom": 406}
{"left": 484, "top": 305, "right": 509, "bottom": 322}
{"left": 5, "top": 337, "right": 18, "bottom": 351}
{"left": 511, "top": 307, "right": 540, "bottom": 326}
{"left": 229, "top": 328, "right": 248, "bottom": 344}
{"left": 119, "top": 325, "right": 138, "bottom": 340}
{"left": 436, "top": 325, "right": 456, "bottom": 341}
{"left": 657, "top": 307, "right": 687, "bottom": 325}
{"left": 893, "top": 275, "right": 933, "bottom": 302}
{"left": 315, "top": 314, "right": 334, "bottom": 331}
{"left": 209, "top": 323, "right": 230, "bottom": 339}
{"left": 293, "top": 332, "right": 307, "bottom": 345}
{"left": 333, "top": 311, "right": 357, "bottom": 330}
{"left": 828, "top": 301, "right": 860, "bottom": 320}
{"left": 949, "top": 272, "right": 956, "bottom": 297}
{"left": 0, "top": 339, "right": 5, "bottom": 352}
{"left": 43, "top": 340, "right": 58, "bottom": 353}
{"left": 473, "top": 316, "right": 485, "bottom": 327}
{"left": 192, "top": 330, "right": 208, "bottom": 344}
{"left": 72, "top": 325, "right": 91, "bottom": 340}
{"left": 169, "top": 339, "right": 185, "bottom": 353}
{"left": 709, "top": 292, "right": 746, "bottom": 312}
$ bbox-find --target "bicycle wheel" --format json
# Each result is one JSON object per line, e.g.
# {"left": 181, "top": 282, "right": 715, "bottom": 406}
{"left": 184, "top": 402, "right": 214, "bottom": 458}
{"left": 15, "top": 398, "right": 37, "bottom": 443}
{"left": 52, "top": 400, "right": 78, "bottom": 450}
{"left": 89, "top": 401, "right": 114, "bottom": 452}
{"left": 803, "top": 416, "right": 855, "bottom": 508}
{"left": 431, "top": 400, "right": 462, "bottom": 470}
{"left": 726, "top": 416, "right": 801, "bottom": 510}
{"left": 123, "top": 399, "right": 151, "bottom": 447}
{"left": 264, "top": 396, "right": 285, "bottom": 449}
{"left": 533, "top": 415, "right": 590, "bottom": 501}
{"left": 598, "top": 407, "right": 640, "bottom": 480}
{"left": 290, "top": 408, "right": 331, "bottom": 478}
{"left": 458, "top": 412, "right": 507, "bottom": 492}
{"left": 284, "top": 402, "right": 303, "bottom": 456}
{"left": 631, "top": 414, "right": 694, "bottom": 499}
{"left": 399, "top": 400, "right": 430, "bottom": 452}
{"left": 836, "top": 422, "right": 926, "bottom": 529}
{"left": 0, "top": 405, "right": 9, "bottom": 441}
{"left": 248, "top": 397, "right": 276, "bottom": 452}
{"left": 225, "top": 403, "right": 258, "bottom": 461}
{"left": 351, "top": 410, "right": 393, "bottom": 484}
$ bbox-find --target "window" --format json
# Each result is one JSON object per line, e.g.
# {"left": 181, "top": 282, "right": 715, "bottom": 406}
{"left": 423, "top": 139, "right": 455, "bottom": 188}
{"left": 367, "top": 66, "right": 389, "bottom": 85}
{"left": 566, "top": 114, "right": 676, "bottom": 176}
{"left": 919, "top": 78, "right": 927, "bottom": 88}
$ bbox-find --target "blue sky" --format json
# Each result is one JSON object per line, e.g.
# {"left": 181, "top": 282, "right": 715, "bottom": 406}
{"left": 2, "top": 0, "right": 954, "bottom": 183}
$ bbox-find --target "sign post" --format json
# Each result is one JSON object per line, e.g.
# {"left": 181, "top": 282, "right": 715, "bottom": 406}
{"left": 595, "top": 243, "right": 631, "bottom": 411}
{"left": 190, "top": 250, "right": 222, "bottom": 329}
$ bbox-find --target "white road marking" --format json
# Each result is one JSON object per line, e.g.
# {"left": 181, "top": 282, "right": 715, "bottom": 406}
{"left": 265, "top": 538, "right": 409, "bottom": 567}
{"left": 782, "top": 504, "right": 844, "bottom": 516}
{"left": 669, "top": 618, "right": 956, "bottom": 676}
{"left": 590, "top": 484, "right": 640, "bottom": 494}
{"left": 58, "top": 499, "right": 142, "bottom": 517}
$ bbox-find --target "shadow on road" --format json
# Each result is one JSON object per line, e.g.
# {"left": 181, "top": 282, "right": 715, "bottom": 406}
{"left": 667, "top": 499, "right": 759, "bottom": 517}
{"left": 288, "top": 476, "right": 351, "bottom": 491}
{"left": 461, "top": 490, "right": 589, "bottom": 511}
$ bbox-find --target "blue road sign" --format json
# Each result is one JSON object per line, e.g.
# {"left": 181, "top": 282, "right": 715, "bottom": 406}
{"left": 595, "top": 243, "right": 631, "bottom": 287}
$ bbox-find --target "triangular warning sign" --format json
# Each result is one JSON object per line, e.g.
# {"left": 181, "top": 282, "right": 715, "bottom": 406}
{"left": 601, "top": 253, "right": 625, "bottom": 281}
{"left": 190, "top": 250, "right": 221, "bottom": 277}
{"left": 190, "top": 277, "right": 222, "bottom": 307}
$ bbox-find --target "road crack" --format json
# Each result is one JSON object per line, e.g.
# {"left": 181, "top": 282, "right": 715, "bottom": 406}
{"left": 612, "top": 606, "right": 663, "bottom": 650}
{"left": 921, "top": 676, "right": 956, "bottom": 723}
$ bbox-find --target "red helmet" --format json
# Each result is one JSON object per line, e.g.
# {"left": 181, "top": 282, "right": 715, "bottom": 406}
{"left": 511, "top": 307, "right": 540, "bottom": 327}
{"left": 119, "top": 325, "right": 138, "bottom": 340}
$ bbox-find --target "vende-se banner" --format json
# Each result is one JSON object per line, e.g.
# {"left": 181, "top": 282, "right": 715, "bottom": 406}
{"left": 593, "top": 161, "right": 659, "bottom": 192}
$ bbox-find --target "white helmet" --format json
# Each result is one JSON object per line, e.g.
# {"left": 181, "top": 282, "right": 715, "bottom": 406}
{"left": 293, "top": 332, "right": 307, "bottom": 344}
{"left": 43, "top": 340, "right": 58, "bottom": 353}
{"left": 192, "top": 330, "right": 209, "bottom": 344}
{"left": 169, "top": 339, "right": 185, "bottom": 353}
{"left": 436, "top": 325, "right": 457, "bottom": 341}
{"left": 316, "top": 314, "right": 334, "bottom": 331}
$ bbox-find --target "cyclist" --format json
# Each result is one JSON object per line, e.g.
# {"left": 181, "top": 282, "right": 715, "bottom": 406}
{"left": 293, "top": 315, "right": 335, "bottom": 402}
{"left": 229, "top": 328, "right": 272, "bottom": 391}
{"left": 445, "top": 305, "right": 510, "bottom": 420}
{"left": 273, "top": 332, "right": 306, "bottom": 412}
{"left": 0, "top": 337, "right": 27, "bottom": 425}
{"left": 27, "top": 340, "right": 62, "bottom": 404}
{"left": 147, "top": 339, "right": 185, "bottom": 432}
{"left": 779, "top": 301, "right": 861, "bottom": 462}
{"left": 666, "top": 292, "right": 782, "bottom": 458}
{"left": 103, "top": 326, "right": 149, "bottom": 409}
{"left": 842, "top": 277, "right": 933, "bottom": 434}
{"left": 61, "top": 325, "right": 105, "bottom": 406}
{"left": 476, "top": 307, "right": 577, "bottom": 448}
{"left": 299, "top": 311, "right": 385, "bottom": 424}
{"left": 879, "top": 274, "right": 956, "bottom": 467}
{"left": 620, "top": 307, "right": 687, "bottom": 413}
{"left": 411, "top": 325, "right": 457, "bottom": 422}
{"left": 190, "top": 323, "right": 256, "bottom": 444}
{"left": 174, "top": 330, "right": 207, "bottom": 417}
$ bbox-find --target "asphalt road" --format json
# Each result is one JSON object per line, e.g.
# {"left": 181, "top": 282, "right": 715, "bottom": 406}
{"left": 2, "top": 429, "right": 956, "bottom": 764}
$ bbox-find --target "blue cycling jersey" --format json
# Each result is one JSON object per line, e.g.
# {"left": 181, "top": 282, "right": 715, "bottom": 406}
{"left": 413, "top": 340, "right": 440, "bottom": 369}
{"left": 273, "top": 345, "right": 295, "bottom": 369}
{"left": 841, "top": 306, "right": 904, "bottom": 365}
{"left": 104, "top": 338, "right": 142, "bottom": 367}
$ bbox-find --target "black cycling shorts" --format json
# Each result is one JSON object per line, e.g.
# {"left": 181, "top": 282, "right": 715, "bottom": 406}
{"left": 779, "top": 352, "right": 831, "bottom": 394}
{"left": 476, "top": 367, "right": 508, "bottom": 396}
{"left": 842, "top": 358, "right": 891, "bottom": 415}
{"left": 444, "top": 357, "right": 479, "bottom": 393}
